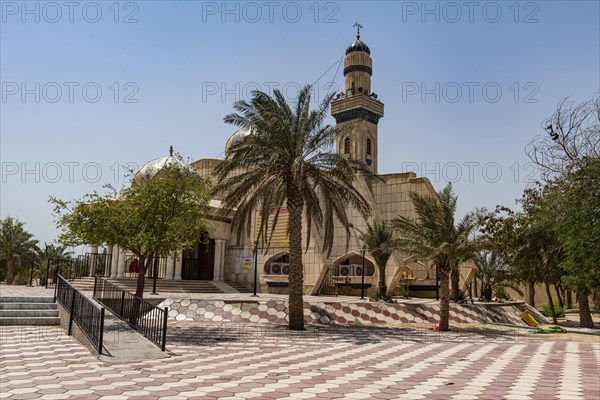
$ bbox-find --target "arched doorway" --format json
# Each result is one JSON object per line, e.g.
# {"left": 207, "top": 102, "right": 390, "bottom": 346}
{"left": 182, "top": 238, "right": 215, "bottom": 280}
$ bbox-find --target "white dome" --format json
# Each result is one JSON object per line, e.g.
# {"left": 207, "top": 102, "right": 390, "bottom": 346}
{"left": 133, "top": 147, "right": 193, "bottom": 185}
{"left": 225, "top": 126, "right": 253, "bottom": 156}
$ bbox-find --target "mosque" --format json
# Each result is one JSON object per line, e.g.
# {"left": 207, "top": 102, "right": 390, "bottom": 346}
{"left": 105, "top": 31, "right": 474, "bottom": 297}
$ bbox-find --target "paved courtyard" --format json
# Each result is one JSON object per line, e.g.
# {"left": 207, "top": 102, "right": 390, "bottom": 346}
{"left": 1, "top": 320, "right": 599, "bottom": 400}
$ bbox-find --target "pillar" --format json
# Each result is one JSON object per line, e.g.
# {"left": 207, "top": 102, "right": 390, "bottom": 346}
{"left": 174, "top": 250, "right": 183, "bottom": 280}
{"left": 110, "top": 246, "right": 119, "bottom": 278}
{"left": 89, "top": 245, "right": 98, "bottom": 276}
{"left": 165, "top": 253, "right": 175, "bottom": 280}
{"left": 214, "top": 239, "right": 226, "bottom": 281}
{"left": 117, "top": 248, "right": 126, "bottom": 278}
{"left": 105, "top": 246, "right": 113, "bottom": 276}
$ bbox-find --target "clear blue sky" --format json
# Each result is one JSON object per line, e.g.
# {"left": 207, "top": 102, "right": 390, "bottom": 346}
{"left": 1, "top": 0, "right": 599, "bottom": 246}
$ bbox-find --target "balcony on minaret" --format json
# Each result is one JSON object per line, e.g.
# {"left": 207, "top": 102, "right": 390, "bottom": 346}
{"left": 331, "top": 93, "right": 384, "bottom": 125}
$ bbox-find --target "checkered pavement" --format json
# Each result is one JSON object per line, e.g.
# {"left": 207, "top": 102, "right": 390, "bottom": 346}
{"left": 1, "top": 322, "right": 598, "bottom": 399}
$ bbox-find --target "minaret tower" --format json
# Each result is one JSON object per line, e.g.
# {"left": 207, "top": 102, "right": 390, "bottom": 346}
{"left": 331, "top": 23, "right": 384, "bottom": 173}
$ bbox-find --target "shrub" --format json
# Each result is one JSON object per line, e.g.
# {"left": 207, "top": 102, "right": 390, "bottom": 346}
{"left": 541, "top": 303, "right": 566, "bottom": 318}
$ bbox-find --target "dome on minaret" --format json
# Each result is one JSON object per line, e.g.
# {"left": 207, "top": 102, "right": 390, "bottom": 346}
{"left": 346, "top": 38, "right": 370, "bottom": 55}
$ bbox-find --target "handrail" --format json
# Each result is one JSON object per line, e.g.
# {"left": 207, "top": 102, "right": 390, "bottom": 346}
{"left": 55, "top": 275, "right": 105, "bottom": 354}
{"left": 93, "top": 276, "right": 168, "bottom": 351}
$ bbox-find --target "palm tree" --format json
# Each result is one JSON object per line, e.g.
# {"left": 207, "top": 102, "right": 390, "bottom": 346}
{"left": 473, "top": 251, "right": 522, "bottom": 301}
{"left": 213, "top": 86, "right": 374, "bottom": 330}
{"left": 36, "top": 243, "right": 73, "bottom": 285}
{"left": 0, "top": 217, "right": 39, "bottom": 284}
{"left": 394, "top": 184, "right": 477, "bottom": 331}
{"left": 358, "top": 219, "right": 398, "bottom": 299}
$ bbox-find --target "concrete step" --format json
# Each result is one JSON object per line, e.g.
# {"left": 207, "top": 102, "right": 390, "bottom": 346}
{"left": 0, "top": 303, "right": 57, "bottom": 310}
{"left": 224, "top": 280, "right": 253, "bottom": 293}
{"left": 0, "top": 296, "right": 55, "bottom": 303}
{"left": 0, "top": 309, "right": 59, "bottom": 318}
{"left": 0, "top": 317, "right": 60, "bottom": 326}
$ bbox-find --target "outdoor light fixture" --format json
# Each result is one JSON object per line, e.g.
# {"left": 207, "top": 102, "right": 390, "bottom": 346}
{"left": 361, "top": 244, "right": 368, "bottom": 300}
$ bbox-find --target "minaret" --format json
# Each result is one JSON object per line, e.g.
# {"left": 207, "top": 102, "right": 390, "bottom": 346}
{"left": 331, "top": 24, "right": 384, "bottom": 173}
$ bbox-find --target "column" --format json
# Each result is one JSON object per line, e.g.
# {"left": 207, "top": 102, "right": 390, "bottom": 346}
{"left": 174, "top": 250, "right": 183, "bottom": 280}
{"left": 110, "top": 246, "right": 119, "bottom": 278}
{"left": 89, "top": 245, "right": 98, "bottom": 276}
{"left": 214, "top": 239, "right": 226, "bottom": 281}
{"left": 117, "top": 248, "right": 126, "bottom": 278}
{"left": 105, "top": 246, "right": 113, "bottom": 276}
{"left": 165, "top": 253, "right": 175, "bottom": 280}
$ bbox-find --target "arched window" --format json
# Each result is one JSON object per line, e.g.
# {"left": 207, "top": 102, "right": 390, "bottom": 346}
{"left": 344, "top": 138, "right": 351, "bottom": 154}
{"left": 366, "top": 139, "right": 372, "bottom": 155}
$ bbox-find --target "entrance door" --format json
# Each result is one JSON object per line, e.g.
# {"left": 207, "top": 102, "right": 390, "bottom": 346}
{"left": 182, "top": 239, "right": 215, "bottom": 280}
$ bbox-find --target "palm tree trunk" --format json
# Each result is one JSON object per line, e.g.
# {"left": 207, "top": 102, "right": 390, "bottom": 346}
{"left": 438, "top": 266, "right": 451, "bottom": 331}
{"left": 577, "top": 292, "right": 594, "bottom": 328}
{"left": 287, "top": 196, "right": 305, "bottom": 331}
{"left": 544, "top": 280, "right": 558, "bottom": 324}
{"left": 566, "top": 289, "right": 573, "bottom": 309}
{"left": 451, "top": 266, "right": 460, "bottom": 302}
{"left": 5, "top": 259, "right": 16, "bottom": 285}
{"left": 527, "top": 281, "right": 535, "bottom": 306}
{"left": 378, "top": 265, "right": 387, "bottom": 299}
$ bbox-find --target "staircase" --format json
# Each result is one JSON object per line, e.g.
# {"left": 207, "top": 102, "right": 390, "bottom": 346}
{"left": 0, "top": 297, "right": 60, "bottom": 325}
{"left": 68, "top": 277, "right": 224, "bottom": 294}
{"left": 224, "top": 280, "right": 253, "bottom": 293}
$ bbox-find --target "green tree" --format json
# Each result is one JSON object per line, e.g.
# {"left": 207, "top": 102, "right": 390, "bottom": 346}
{"left": 51, "top": 161, "right": 211, "bottom": 298}
{"left": 213, "top": 86, "right": 375, "bottom": 331}
{"left": 473, "top": 251, "right": 521, "bottom": 301}
{"left": 556, "top": 157, "right": 600, "bottom": 328}
{"left": 394, "top": 183, "right": 477, "bottom": 331}
{"left": 36, "top": 243, "right": 73, "bottom": 285}
{"left": 0, "top": 217, "right": 39, "bottom": 285}
{"left": 358, "top": 219, "right": 398, "bottom": 299}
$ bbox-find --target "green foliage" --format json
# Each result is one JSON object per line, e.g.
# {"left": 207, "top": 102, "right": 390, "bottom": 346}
{"left": 213, "top": 85, "right": 376, "bottom": 330}
{"left": 0, "top": 217, "right": 39, "bottom": 284}
{"left": 358, "top": 219, "right": 398, "bottom": 298}
{"left": 51, "top": 161, "right": 211, "bottom": 296}
{"left": 542, "top": 303, "right": 565, "bottom": 318}
{"left": 394, "top": 183, "right": 478, "bottom": 330}
{"left": 474, "top": 251, "right": 522, "bottom": 301}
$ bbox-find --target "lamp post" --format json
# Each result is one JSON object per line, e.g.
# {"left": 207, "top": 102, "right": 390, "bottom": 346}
{"left": 28, "top": 255, "right": 35, "bottom": 287}
{"left": 435, "top": 265, "right": 439, "bottom": 301}
{"left": 251, "top": 241, "right": 258, "bottom": 297}
{"left": 361, "top": 244, "right": 367, "bottom": 300}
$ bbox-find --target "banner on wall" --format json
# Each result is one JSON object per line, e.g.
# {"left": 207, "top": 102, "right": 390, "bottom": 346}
{"left": 242, "top": 256, "right": 254, "bottom": 271}
{"left": 254, "top": 208, "right": 289, "bottom": 248}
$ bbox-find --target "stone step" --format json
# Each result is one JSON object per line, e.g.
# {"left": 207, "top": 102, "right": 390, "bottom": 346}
{"left": 0, "top": 309, "right": 59, "bottom": 318}
{"left": 0, "top": 317, "right": 60, "bottom": 326}
{"left": 224, "top": 281, "right": 253, "bottom": 293}
{"left": 0, "top": 303, "right": 57, "bottom": 310}
{"left": 0, "top": 296, "right": 55, "bottom": 303}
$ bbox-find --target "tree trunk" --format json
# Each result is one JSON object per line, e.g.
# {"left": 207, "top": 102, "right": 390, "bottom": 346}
{"left": 566, "top": 289, "right": 573, "bottom": 309}
{"left": 450, "top": 266, "right": 460, "bottom": 302}
{"left": 134, "top": 256, "right": 147, "bottom": 298}
{"left": 287, "top": 195, "right": 305, "bottom": 331}
{"left": 378, "top": 265, "right": 387, "bottom": 299}
{"left": 527, "top": 281, "right": 535, "bottom": 306}
{"left": 438, "top": 266, "right": 451, "bottom": 331}
{"left": 481, "top": 285, "right": 493, "bottom": 302}
{"left": 473, "top": 276, "right": 478, "bottom": 298}
{"left": 544, "top": 280, "right": 558, "bottom": 324}
{"left": 554, "top": 284, "right": 564, "bottom": 308}
{"left": 577, "top": 292, "right": 594, "bottom": 328}
{"left": 5, "top": 259, "right": 16, "bottom": 285}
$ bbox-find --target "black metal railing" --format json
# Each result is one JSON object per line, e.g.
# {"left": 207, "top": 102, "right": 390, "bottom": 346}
{"left": 121, "top": 255, "right": 167, "bottom": 279}
{"left": 93, "top": 277, "right": 168, "bottom": 351}
{"left": 319, "top": 266, "right": 339, "bottom": 296}
{"left": 46, "top": 253, "right": 113, "bottom": 287}
{"left": 55, "top": 275, "right": 105, "bottom": 354}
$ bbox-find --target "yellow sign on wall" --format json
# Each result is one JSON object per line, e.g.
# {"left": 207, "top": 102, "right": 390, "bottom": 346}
{"left": 242, "top": 256, "right": 254, "bottom": 271}
{"left": 254, "top": 208, "right": 289, "bottom": 248}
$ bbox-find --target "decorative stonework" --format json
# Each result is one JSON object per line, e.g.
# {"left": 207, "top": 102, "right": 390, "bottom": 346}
{"left": 158, "top": 298, "right": 545, "bottom": 327}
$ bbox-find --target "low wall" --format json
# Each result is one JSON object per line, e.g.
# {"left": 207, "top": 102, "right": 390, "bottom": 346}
{"left": 159, "top": 298, "right": 546, "bottom": 327}
{"left": 56, "top": 303, "right": 100, "bottom": 355}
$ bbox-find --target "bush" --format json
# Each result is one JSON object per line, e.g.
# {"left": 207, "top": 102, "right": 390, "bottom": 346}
{"left": 494, "top": 286, "right": 511, "bottom": 300}
{"left": 541, "top": 303, "right": 565, "bottom": 318}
